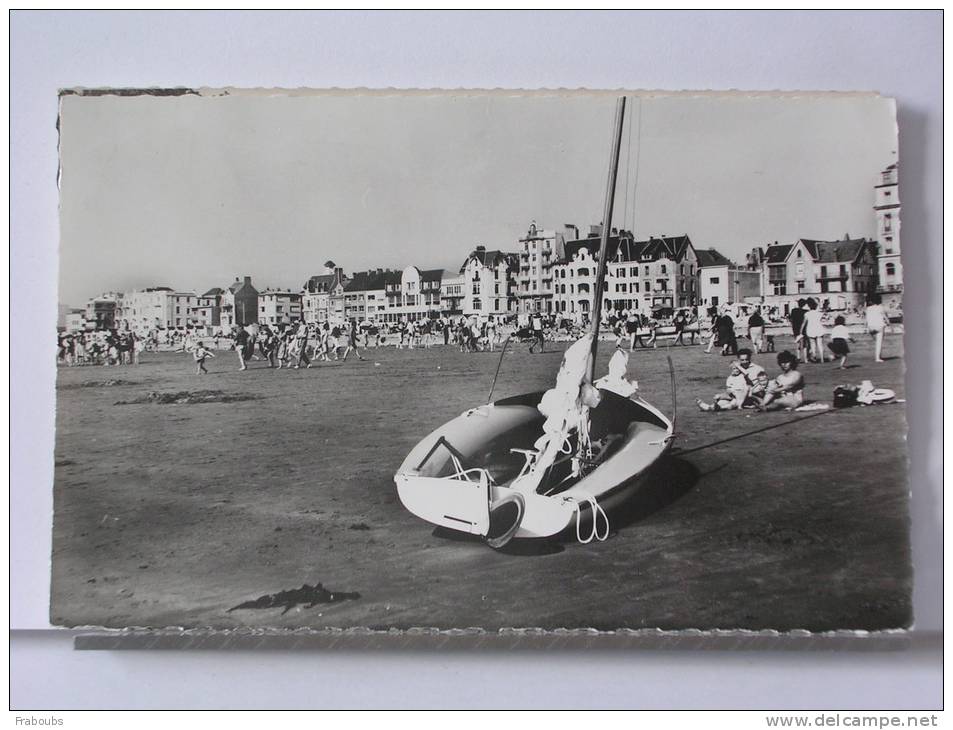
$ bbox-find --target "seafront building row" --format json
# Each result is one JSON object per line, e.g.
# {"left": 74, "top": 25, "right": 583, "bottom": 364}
{"left": 65, "top": 165, "right": 903, "bottom": 334}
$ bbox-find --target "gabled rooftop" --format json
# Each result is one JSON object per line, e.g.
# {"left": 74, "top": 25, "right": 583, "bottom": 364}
{"left": 695, "top": 248, "right": 734, "bottom": 268}
{"left": 560, "top": 233, "right": 694, "bottom": 265}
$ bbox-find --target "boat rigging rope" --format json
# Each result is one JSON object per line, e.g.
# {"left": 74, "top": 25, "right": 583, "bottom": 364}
{"left": 569, "top": 494, "right": 610, "bottom": 544}
{"left": 486, "top": 335, "right": 512, "bottom": 404}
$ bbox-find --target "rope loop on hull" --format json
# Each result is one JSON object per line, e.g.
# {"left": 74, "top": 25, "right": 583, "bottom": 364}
{"left": 568, "top": 495, "right": 610, "bottom": 544}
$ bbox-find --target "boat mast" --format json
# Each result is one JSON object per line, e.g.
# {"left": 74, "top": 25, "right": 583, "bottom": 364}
{"left": 588, "top": 96, "right": 627, "bottom": 380}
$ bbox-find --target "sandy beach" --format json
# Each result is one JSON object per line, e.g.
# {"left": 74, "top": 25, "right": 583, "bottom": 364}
{"left": 50, "top": 331, "right": 911, "bottom": 631}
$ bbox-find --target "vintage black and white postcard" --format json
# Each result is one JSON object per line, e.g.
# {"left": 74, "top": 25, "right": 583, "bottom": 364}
{"left": 52, "top": 90, "right": 909, "bottom": 633}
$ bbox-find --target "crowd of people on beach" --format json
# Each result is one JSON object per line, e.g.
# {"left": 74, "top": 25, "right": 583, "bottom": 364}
{"left": 693, "top": 293, "right": 892, "bottom": 414}
{"left": 57, "top": 293, "right": 893, "bottom": 398}
{"left": 56, "top": 329, "right": 146, "bottom": 367}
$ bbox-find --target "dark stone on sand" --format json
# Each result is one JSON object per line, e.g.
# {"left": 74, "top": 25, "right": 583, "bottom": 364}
{"left": 228, "top": 583, "right": 361, "bottom": 615}
{"left": 114, "top": 390, "right": 259, "bottom": 406}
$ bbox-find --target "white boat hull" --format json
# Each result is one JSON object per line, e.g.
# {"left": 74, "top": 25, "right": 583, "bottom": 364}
{"left": 394, "top": 391, "right": 674, "bottom": 542}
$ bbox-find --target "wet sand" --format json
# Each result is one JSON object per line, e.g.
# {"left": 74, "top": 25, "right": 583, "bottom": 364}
{"left": 50, "top": 332, "right": 911, "bottom": 631}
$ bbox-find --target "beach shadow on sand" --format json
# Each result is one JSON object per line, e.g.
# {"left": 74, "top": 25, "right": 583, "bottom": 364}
{"left": 608, "top": 456, "right": 700, "bottom": 531}
{"left": 432, "top": 526, "right": 566, "bottom": 555}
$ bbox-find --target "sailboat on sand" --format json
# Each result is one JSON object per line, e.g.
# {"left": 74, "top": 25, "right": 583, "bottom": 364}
{"left": 393, "top": 97, "right": 677, "bottom": 548}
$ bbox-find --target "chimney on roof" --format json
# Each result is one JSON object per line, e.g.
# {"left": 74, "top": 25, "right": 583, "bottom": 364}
{"left": 589, "top": 224, "right": 602, "bottom": 238}
{"left": 235, "top": 277, "right": 239, "bottom": 282}
{"left": 475, "top": 245, "right": 485, "bottom": 252}
{"left": 244, "top": 276, "right": 251, "bottom": 285}
{"left": 564, "top": 224, "right": 578, "bottom": 241}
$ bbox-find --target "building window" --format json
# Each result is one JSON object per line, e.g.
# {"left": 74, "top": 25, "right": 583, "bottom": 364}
{"left": 884, "top": 214, "right": 892, "bottom": 232}
{"left": 710, "top": 277, "right": 720, "bottom": 285}
{"left": 886, "top": 263, "right": 896, "bottom": 277}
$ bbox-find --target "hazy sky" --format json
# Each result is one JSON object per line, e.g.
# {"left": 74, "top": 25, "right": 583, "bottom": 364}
{"left": 58, "top": 91, "right": 897, "bottom": 305}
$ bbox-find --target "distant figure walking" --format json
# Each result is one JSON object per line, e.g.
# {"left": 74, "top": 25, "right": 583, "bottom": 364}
{"left": 716, "top": 309, "right": 737, "bottom": 356}
{"left": 234, "top": 327, "right": 251, "bottom": 371}
{"left": 801, "top": 298, "right": 827, "bottom": 363}
{"left": 704, "top": 308, "right": 718, "bottom": 354}
{"left": 672, "top": 309, "right": 687, "bottom": 346}
{"left": 865, "top": 293, "right": 887, "bottom": 363}
{"left": 747, "top": 307, "right": 765, "bottom": 354}
{"left": 788, "top": 299, "right": 807, "bottom": 363}
{"left": 626, "top": 310, "right": 641, "bottom": 351}
{"left": 342, "top": 319, "right": 366, "bottom": 362}
{"left": 529, "top": 312, "right": 545, "bottom": 353}
{"left": 294, "top": 322, "right": 312, "bottom": 369}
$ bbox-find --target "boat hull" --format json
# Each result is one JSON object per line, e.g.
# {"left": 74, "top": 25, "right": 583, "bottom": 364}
{"left": 394, "top": 391, "right": 674, "bottom": 542}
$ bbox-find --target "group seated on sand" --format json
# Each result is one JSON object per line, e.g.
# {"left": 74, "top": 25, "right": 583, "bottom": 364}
{"left": 697, "top": 349, "right": 804, "bottom": 412}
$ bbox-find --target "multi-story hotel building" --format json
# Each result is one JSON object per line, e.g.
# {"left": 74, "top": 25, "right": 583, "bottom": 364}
{"left": 120, "top": 287, "right": 197, "bottom": 332}
{"left": 342, "top": 269, "right": 390, "bottom": 323}
{"left": 874, "top": 163, "right": 902, "bottom": 309}
{"left": 553, "top": 232, "right": 699, "bottom": 319}
{"left": 382, "top": 266, "right": 444, "bottom": 323}
{"left": 220, "top": 276, "right": 259, "bottom": 328}
{"left": 515, "top": 221, "right": 573, "bottom": 314}
{"left": 440, "top": 272, "right": 465, "bottom": 318}
{"left": 760, "top": 237, "right": 880, "bottom": 313}
{"left": 85, "top": 292, "right": 122, "bottom": 330}
{"left": 302, "top": 267, "right": 347, "bottom": 324}
{"left": 459, "top": 246, "right": 518, "bottom": 317}
{"left": 258, "top": 290, "right": 303, "bottom": 325}
{"left": 695, "top": 248, "right": 761, "bottom": 309}
{"left": 193, "top": 288, "right": 222, "bottom": 330}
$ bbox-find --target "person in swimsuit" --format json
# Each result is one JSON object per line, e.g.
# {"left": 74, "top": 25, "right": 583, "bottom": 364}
{"left": 760, "top": 350, "right": 805, "bottom": 411}
{"left": 865, "top": 293, "right": 887, "bottom": 363}
{"left": 801, "top": 298, "right": 827, "bottom": 363}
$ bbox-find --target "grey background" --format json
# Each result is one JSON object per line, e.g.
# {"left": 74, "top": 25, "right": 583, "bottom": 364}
{"left": 11, "top": 10, "right": 941, "bottom": 709}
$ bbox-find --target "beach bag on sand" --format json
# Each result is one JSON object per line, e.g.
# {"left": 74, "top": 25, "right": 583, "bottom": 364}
{"left": 833, "top": 385, "right": 859, "bottom": 409}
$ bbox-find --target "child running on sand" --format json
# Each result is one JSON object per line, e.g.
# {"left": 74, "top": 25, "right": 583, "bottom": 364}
{"left": 697, "top": 361, "right": 750, "bottom": 412}
{"left": 828, "top": 315, "right": 853, "bottom": 369}
{"left": 193, "top": 341, "right": 215, "bottom": 374}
